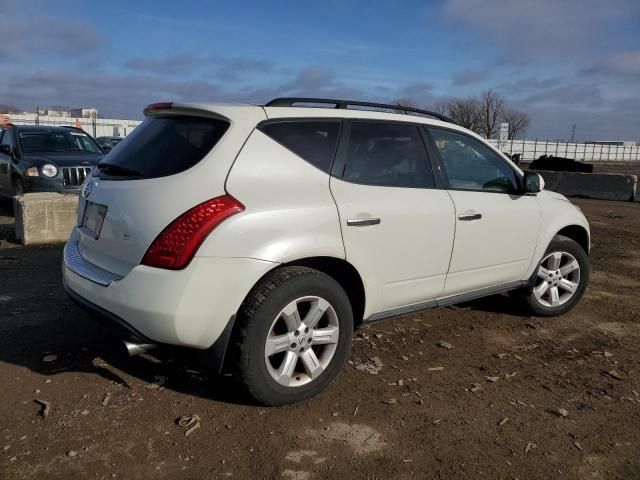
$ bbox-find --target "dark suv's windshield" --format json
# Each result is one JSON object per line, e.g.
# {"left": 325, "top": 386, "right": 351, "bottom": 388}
{"left": 19, "top": 131, "right": 102, "bottom": 154}
{"left": 98, "top": 116, "right": 229, "bottom": 179}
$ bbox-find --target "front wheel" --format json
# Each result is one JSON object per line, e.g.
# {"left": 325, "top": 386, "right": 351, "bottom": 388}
{"left": 522, "top": 236, "right": 589, "bottom": 316}
{"left": 232, "top": 266, "right": 353, "bottom": 406}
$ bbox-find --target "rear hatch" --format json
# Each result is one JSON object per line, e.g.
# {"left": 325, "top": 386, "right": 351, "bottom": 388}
{"left": 75, "top": 103, "right": 264, "bottom": 276}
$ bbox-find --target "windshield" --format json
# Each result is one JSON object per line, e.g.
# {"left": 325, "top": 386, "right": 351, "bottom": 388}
{"left": 19, "top": 131, "right": 102, "bottom": 154}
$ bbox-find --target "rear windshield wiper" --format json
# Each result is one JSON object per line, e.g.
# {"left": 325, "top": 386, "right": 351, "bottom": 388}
{"left": 97, "top": 163, "right": 144, "bottom": 177}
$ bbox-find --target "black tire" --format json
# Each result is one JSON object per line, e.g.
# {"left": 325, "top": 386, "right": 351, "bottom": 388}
{"left": 521, "top": 235, "right": 589, "bottom": 317}
{"left": 12, "top": 177, "right": 24, "bottom": 196}
{"left": 232, "top": 266, "right": 353, "bottom": 406}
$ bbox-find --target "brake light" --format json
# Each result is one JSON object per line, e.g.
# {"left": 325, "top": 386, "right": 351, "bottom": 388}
{"left": 143, "top": 102, "right": 173, "bottom": 114}
{"left": 141, "top": 195, "right": 244, "bottom": 270}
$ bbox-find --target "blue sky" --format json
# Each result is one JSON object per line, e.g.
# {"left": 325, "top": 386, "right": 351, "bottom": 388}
{"left": 1, "top": 0, "right": 639, "bottom": 141}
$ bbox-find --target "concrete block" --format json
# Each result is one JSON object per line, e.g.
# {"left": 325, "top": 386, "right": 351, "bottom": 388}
{"left": 14, "top": 193, "right": 78, "bottom": 245}
{"left": 536, "top": 170, "right": 637, "bottom": 202}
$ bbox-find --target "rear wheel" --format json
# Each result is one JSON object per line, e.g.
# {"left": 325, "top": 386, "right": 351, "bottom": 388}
{"left": 233, "top": 266, "right": 353, "bottom": 406}
{"left": 522, "top": 236, "right": 589, "bottom": 316}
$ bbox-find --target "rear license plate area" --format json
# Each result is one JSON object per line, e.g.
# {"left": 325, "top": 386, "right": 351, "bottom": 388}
{"left": 81, "top": 201, "right": 107, "bottom": 239}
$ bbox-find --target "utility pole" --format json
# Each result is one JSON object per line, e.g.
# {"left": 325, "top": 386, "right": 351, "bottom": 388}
{"left": 570, "top": 124, "right": 576, "bottom": 143}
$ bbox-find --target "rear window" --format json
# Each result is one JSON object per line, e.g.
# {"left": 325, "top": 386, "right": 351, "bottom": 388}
{"left": 260, "top": 120, "right": 340, "bottom": 173}
{"left": 98, "top": 116, "right": 229, "bottom": 179}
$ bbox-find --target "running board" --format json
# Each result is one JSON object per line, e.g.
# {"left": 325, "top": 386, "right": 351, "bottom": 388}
{"left": 364, "top": 280, "right": 526, "bottom": 323}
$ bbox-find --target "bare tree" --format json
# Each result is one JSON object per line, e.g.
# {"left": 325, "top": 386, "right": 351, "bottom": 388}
{"left": 393, "top": 98, "right": 418, "bottom": 114}
{"left": 501, "top": 108, "right": 530, "bottom": 139}
{"left": 445, "top": 97, "right": 481, "bottom": 131}
{"left": 395, "top": 90, "right": 530, "bottom": 140}
{"left": 432, "top": 101, "right": 449, "bottom": 116}
{"left": 477, "top": 89, "right": 504, "bottom": 139}
{"left": 429, "top": 98, "right": 481, "bottom": 131}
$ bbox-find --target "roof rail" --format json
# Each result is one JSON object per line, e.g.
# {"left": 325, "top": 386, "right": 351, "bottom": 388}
{"left": 265, "top": 97, "right": 455, "bottom": 124}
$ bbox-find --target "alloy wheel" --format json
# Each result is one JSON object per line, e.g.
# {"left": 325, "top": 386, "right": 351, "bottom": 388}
{"left": 264, "top": 296, "right": 339, "bottom": 387}
{"left": 533, "top": 251, "right": 581, "bottom": 308}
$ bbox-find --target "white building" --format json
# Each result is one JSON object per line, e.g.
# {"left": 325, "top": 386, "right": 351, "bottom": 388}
{"left": 70, "top": 108, "right": 98, "bottom": 118}
{"left": 48, "top": 110, "right": 71, "bottom": 117}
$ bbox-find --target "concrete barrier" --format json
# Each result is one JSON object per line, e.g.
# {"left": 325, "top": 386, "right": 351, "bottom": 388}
{"left": 14, "top": 193, "right": 78, "bottom": 245}
{"left": 536, "top": 170, "right": 638, "bottom": 202}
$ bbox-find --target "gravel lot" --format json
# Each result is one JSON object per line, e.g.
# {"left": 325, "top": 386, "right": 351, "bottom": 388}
{"left": 0, "top": 197, "right": 639, "bottom": 480}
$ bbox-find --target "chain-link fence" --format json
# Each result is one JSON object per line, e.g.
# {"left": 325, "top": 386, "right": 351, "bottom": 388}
{"left": 487, "top": 138, "right": 640, "bottom": 162}
{"left": 1, "top": 113, "right": 142, "bottom": 138}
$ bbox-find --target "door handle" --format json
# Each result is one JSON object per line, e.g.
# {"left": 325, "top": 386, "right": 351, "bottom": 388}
{"left": 458, "top": 213, "right": 482, "bottom": 221}
{"left": 347, "top": 218, "right": 381, "bottom": 227}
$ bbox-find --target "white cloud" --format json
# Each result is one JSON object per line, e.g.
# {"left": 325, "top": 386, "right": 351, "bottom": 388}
{"left": 441, "top": 0, "right": 639, "bottom": 63}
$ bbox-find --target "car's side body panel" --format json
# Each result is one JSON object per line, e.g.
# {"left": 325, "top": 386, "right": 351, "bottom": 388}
{"left": 442, "top": 190, "right": 541, "bottom": 296}
{"left": 523, "top": 190, "right": 590, "bottom": 279}
{"left": 201, "top": 129, "right": 345, "bottom": 262}
{"left": 330, "top": 177, "right": 455, "bottom": 318}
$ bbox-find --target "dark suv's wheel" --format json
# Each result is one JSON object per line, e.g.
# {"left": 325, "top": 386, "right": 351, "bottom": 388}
{"left": 522, "top": 236, "right": 589, "bottom": 317}
{"left": 232, "top": 266, "right": 353, "bottom": 406}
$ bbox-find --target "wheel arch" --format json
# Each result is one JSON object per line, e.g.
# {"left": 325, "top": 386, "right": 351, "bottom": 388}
{"left": 281, "top": 256, "right": 366, "bottom": 327}
{"left": 556, "top": 224, "right": 590, "bottom": 254}
{"left": 215, "top": 256, "right": 366, "bottom": 374}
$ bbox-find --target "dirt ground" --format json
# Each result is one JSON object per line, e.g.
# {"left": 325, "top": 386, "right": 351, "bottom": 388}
{"left": 0, "top": 196, "right": 639, "bottom": 480}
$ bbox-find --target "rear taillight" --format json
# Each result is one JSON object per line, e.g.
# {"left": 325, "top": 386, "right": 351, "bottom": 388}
{"left": 141, "top": 195, "right": 244, "bottom": 270}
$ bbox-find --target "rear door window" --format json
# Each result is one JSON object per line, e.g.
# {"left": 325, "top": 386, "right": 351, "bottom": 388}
{"left": 260, "top": 120, "right": 340, "bottom": 173}
{"left": 98, "top": 116, "right": 229, "bottom": 179}
{"left": 342, "top": 122, "right": 435, "bottom": 188}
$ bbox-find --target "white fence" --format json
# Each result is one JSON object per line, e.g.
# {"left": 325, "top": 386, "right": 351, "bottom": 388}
{"left": 1, "top": 113, "right": 142, "bottom": 138}
{"left": 487, "top": 139, "right": 640, "bottom": 162}
{"left": 3, "top": 111, "right": 639, "bottom": 162}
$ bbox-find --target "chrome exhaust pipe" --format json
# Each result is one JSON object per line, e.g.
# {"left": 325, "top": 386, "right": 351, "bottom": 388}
{"left": 123, "top": 340, "right": 156, "bottom": 356}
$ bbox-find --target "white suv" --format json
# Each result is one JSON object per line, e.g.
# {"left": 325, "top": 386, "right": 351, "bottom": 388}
{"left": 63, "top": 98, "right": 590, "bottom": 405}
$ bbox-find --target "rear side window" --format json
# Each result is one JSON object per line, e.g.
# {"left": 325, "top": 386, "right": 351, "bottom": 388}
{"left": 99, "top": 116, "right": 229, "bottom": 179}
{"left": 260, "top": 121, "right": 340, "bottom": 173}
{"left": 343, "top": 122, "right": 434, "bottom": 188}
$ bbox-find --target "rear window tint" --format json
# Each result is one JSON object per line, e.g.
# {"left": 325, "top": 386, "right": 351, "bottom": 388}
{"left": 260, "top": 121, "right": 340, "bottom": 173}
{"left": 99, "top": 116, "right": 229, "bottom": 179}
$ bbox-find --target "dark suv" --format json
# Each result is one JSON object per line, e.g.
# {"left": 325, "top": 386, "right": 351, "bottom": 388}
{"left": 96, "top": 136, "right": 124, "bottom": 153}
{"left": 0, "top": 124, "right": 104, "bottom": 196}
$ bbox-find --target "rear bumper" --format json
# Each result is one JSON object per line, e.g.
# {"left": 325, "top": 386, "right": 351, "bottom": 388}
{"left": 62, "top": 232, "right": 278, "bottom": 349}
{"left": 64, "top": 282, "right": 153, "bottom": 344}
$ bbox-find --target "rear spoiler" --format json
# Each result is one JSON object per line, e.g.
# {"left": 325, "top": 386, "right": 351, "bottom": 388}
{"left": 143, "top": 102, "right": 231, "bottom": 123}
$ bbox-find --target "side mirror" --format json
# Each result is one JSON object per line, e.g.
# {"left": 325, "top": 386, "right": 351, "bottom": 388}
{"left": 523, "top": 171, "right": 544, "bottom": 194}
{"left": 0, "top": 144, "right": 12, "bottom": 156}
{"left": 101, "top": 144, "right": 112, "bottom": 153}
